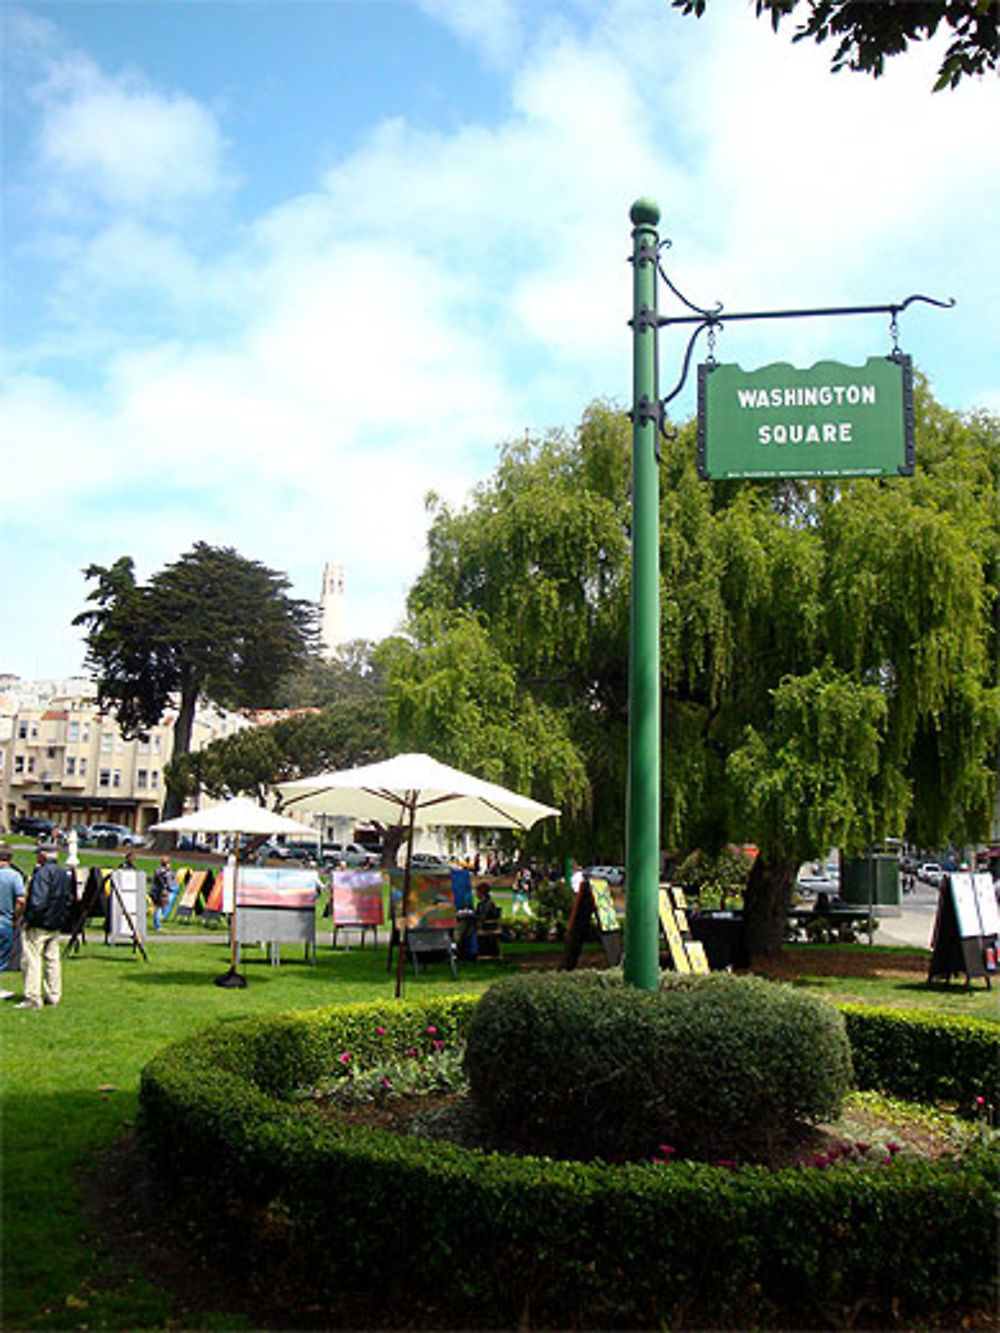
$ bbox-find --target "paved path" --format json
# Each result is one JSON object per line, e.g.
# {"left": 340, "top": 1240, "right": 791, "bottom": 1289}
{"left": 870, "top": 882, "right": 939, "bottom": 950}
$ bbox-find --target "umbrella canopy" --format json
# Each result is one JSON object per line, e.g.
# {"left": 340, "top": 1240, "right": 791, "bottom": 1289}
{"left": 151, "top": 796, "right": 316, "bottom": 989}
{"left": 278, "top": 754, "right": 560, "bottom": 997}
{"left": 151, "top": 795, "right": 314, "bottom": 838}
{"left": 276, "top": 753, "right": 560, "bottom": 831}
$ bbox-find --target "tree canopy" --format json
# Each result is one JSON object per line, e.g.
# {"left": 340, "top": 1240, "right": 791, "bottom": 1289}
{"left": 672, "top": 0, "right": 999, "bottom": 90}
{"left": 75, "top": 542, "right": 317, "bottom": 820}
{"left": 391, "top": 389, "right": 999, "bottom": 955}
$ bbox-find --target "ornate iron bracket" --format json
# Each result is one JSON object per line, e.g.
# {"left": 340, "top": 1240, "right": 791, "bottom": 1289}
{"left": 651, "top": 239, "right": 955, "bottom": 423}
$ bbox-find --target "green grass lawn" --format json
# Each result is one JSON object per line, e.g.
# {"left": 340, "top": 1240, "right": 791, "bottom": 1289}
{"left": 1, "top": 897, "right": 996, "bottom": 1330}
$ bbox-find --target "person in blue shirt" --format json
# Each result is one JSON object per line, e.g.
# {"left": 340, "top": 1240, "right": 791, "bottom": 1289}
{"left": 0, "top": 843, "right": 26, "bottom": 1001}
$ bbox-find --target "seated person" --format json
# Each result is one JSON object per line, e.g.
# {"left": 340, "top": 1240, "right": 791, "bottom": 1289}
{"left": 458, "top": 882, "right": 501, "bottom": 957}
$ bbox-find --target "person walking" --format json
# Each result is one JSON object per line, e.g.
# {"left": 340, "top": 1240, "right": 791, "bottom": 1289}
{"left": 0, "top": 844, "right": 26, "bottom": 1001}
{"left": 16, "top": 844, "right": 76, "bottom": 1010}
{"left": 150, "top": 854, "right": 174, "bottom": 931}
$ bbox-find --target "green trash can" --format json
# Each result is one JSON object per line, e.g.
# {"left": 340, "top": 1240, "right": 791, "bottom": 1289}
{"left": 840, "top": 854, "right": 900, "bottom": 911}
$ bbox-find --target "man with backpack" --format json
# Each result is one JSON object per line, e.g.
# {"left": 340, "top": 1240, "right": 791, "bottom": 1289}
{"left": 15, "top": 844, "right": 76, "bottom": 1010}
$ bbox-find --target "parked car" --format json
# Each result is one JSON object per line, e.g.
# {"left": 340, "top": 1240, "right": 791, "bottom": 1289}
{"left": 796, "top": 872, "right": 838, "bottom": 899}
{"left": 583, "top": 865, "right": 625, "bottom": 886}
{"left": 11, "top": 815, "right": 55, "bottom": 839}
{"left": 326, "top": 841, "right": 380, "bottom": 867}
{"left": 55, "top": 823, "right": 95, "bottom": 847}
{"left": 90, "top": 822, "right": 146, "bottom": 849}
{"left": 409, "top": 850, "right": 452, "bottom": 871}
{"left": 178, "top": 835, "right": 213, "bottom": 854}
{"left": 917, "top": 862, "right": 944, "bottom": 886}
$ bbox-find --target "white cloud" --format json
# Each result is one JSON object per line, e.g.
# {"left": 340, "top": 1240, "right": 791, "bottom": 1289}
{"left": 32, "top": 51, "right": 230, "bottom": 215}
{"left": 415, "top": 0, "right": 528, "bottom": 68}
{"left": 1, "top": 0, "right": 997, "bottom": 680}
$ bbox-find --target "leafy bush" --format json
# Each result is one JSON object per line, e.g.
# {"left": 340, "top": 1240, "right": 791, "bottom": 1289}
{"left": 464, "top": 971, "right": 853, "bottom": 1161}
{"left": 676, "top": 845, "right": 753, "bottom": 904}
{"left": 529, "top": 876, "right": 574, "bottom": 934}
{"left": 842, "top": 1005, "right": 1000, "bottom": 1113}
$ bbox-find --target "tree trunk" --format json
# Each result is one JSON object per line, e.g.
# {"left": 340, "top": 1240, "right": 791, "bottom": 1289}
{"left": 381, "top": 824, "right": 405, "bottom": 869}
{"left": 742, "top": 852, "right": 800, "bottom": 962}
{"left": 161, "top": 682, "right": 199, "bottom": 825}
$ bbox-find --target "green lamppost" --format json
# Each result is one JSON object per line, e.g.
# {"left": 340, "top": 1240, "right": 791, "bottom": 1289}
{"left": 625, "top": 198, "right": 661, "bottom": 990}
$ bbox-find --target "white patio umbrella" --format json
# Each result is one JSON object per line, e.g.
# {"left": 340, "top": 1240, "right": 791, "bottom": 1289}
{"left": 277, "top": 753, "right": 560, "bottom": 995}
{"left": 151, "top": 796, "right": 316, "bottom": 986}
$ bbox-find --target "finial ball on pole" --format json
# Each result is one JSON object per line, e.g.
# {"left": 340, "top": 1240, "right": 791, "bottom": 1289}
{"left": 630, "top": 198, "right": 660, "bottom": 227}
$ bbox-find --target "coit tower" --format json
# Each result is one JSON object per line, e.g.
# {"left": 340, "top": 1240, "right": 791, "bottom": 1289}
{"left": 319, "top": 562, "right": 347, "bottom": 657}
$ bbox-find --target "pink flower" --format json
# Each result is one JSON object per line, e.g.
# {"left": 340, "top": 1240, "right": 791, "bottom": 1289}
{"left": 375, "top": 1027, "right": 386, "bottom": 1036}
{"left": 433, "top": 1040, "right": 444, "bottom": 1050}
{"left": 975, "top": 1095, "right": 986, "bottom": 1106}
{"left": 427, "top": 1026, "right": 438, "bottom": 1035}
{"left": 382, "top": 1077, "right": 392, "bottom": 1089}
{"left": 338, "top": 1052, "right": 351, "bottom": 1065}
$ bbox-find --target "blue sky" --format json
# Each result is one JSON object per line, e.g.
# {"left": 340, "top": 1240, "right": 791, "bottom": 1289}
{"left": 3, "top": 0, "right": 998, "bottom": 681}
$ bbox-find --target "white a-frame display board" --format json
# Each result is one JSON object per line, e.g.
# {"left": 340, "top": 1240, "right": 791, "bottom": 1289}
{"left": 928, "top": 872, "right": 998, "bottom": 989}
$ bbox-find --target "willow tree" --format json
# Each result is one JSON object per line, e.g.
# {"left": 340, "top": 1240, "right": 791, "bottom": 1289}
{"left": 395, "top": 402, "right": 632, "bottom": 856}
{"left": 396, "top": 387, "right": 998, "bottom": 957}
{"left": 75, "top": 543, "right": 317, "bottom": 821}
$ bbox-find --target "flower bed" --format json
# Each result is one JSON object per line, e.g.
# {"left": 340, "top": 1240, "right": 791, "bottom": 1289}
{"left": 140, "top": 995, "right": 998, "bottom": 1329}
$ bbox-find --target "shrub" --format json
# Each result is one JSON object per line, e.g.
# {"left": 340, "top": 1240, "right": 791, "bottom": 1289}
{"left": 841, "top": 1005, "right": 1000, "bottom": 1113}
{"left": 529, "top": 876, "right": 574, "bottom": 933}
{"left": 139, "top": 995, "right": 997, "bottom": 1329}
{"left": 463, "top": 971, "right": 853, "bottom": 1161}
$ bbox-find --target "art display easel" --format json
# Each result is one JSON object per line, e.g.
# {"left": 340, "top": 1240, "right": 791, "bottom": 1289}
{"left": 560, "top": 876, "right": 623, "bottom": 970}
{"left": 658, "top": 886, "right": 710, "bottom": 973}
{"left": 64, "top": 867, "right": 108, "bottom": 952}
{"left": 927, "top": 871, "right": 998, "bottom": 989}
{"left": 173, "top": 868, "right": 211, "bottom": 920}
{"left": 330, "top": 869, "right": 385, "bottom": 949}
{"left": 386, "top": 871, "right": 457, "bottom": 977}
{"left": 66, "top": 867, "right": 148, "bottom": 961}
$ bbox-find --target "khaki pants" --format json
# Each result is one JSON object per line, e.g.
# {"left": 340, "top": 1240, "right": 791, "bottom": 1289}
{"left": 22, "top": 927, "right": 62, "bottom": 1007}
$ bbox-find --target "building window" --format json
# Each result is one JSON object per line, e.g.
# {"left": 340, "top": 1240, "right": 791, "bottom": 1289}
{"left": 112, "top": 769, "right": 121, "bottom": 789}
{"left": 137, "top": 769, "right": 148, "bottom": 790}
{"left": 27, "top": 757, "right": 35, "bottom": 774}
{"left": 17, "top": 722, "right": 27, "bottom": 740}
{"left": 150, "top": 770, "right": 159, "bottom": 788}
{"left": 137, "top": 739, "right": 150, "bottom": 754}
{"left": 66, "top": 757, "right": 76, "bottom": 777}
{"left": 29, "top": 724, "right": 39, "bottom": 740}
{"left": 79, "top": 758, "right": 87, "bottom": 777}
{"left": 14, "top": 756, "right": 24, "bottom": 774}
{"left": 99, "top": 769, "right": 110, "bottom": 789}
{"left": 68, "top": 722, "right": 80, "bottom": 742}
{"left": 153, "top": 735, "right": 162, "bottom": 754}
{"left": 101, "top": 733, "right": 112, "bottom": 754}
{"left": 47, "top": 746, "right": 57, "bottom": 760}
{"left": 82, "top": 725, "right": 90, "bottom": 743}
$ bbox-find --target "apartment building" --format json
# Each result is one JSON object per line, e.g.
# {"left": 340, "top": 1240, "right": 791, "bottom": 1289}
{"left": 1, "top": 680, "right": 249, "bottom": 836}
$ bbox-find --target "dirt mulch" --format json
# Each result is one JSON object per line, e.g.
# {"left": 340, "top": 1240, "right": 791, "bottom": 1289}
{"left": 753, "top": 946, "right": 929, "bottom": 983}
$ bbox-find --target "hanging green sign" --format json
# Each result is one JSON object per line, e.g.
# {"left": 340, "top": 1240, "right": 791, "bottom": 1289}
{"left": 698, "top": 355, "right": 913, "bottom": 480}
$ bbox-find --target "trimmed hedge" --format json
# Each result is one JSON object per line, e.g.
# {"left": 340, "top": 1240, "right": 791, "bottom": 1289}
{"left": 842, "top": 1004, "right": 1000, "bottom": 1112}
{"left": 465, "top": 971, "right": 853, "bottom": 1160}
{"left": 140, "top": 996, "right": 998, "bottom": 1328}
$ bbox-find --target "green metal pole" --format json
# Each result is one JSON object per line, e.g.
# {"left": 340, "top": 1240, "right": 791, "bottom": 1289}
{"left": 625, "top": 198, "right": 661, "bottom": 990}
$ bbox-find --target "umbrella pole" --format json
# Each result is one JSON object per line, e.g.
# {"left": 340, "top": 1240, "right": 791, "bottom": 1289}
{"left": 394, "top": 801, "right": 417, "bottom": 999}
{"left": 214, "top": 831, "right": 247, "bottom": 988}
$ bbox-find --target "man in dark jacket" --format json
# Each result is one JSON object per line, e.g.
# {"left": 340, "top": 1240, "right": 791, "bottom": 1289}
{"left": 16, "top": 844, "right": 76, "bottom": 1010}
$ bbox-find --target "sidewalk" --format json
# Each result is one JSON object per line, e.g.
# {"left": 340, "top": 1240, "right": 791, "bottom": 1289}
{"left": 867, "top": 884, "right": 938, "bottom": 950}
